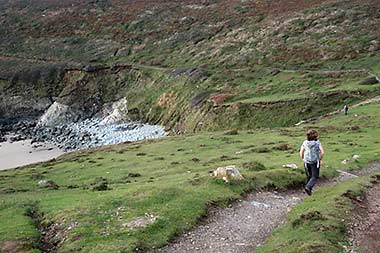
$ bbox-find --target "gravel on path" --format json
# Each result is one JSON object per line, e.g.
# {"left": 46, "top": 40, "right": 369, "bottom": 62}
{"left": 346, "top": 182, "right": 380, "bottom": 253}
{"left": 152, "top": 165, "right": 380, "bottom": 253}
{"left": 154, "top": 190, "right": 302, "bottom": 253}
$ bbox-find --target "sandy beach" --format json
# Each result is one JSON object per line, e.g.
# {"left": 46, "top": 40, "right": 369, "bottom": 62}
{"left": 0, "top": 139, "right": 65, "bottom": 171}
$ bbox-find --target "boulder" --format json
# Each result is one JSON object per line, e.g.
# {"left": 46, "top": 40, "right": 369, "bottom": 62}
{"left": 211, "top": 165, "right": 244, "bottom": 183}
{"left": 100, "top": 97, "right": 128, "bottom": 125}
{"left": 282, "top": 164, "right": 298, "bottom": 169}
{"left": 223, "top": 129, "right": 239, "bottom": 135}
{"left": 37, "top": 180, "right": 59, "bottom": 190}
{"left": 82, "top": 65, "right": 97, "bottom": 73}
{"left": 37, "top": 102, "right": 76, "bottom": 127}
{"left": 270, "top": 68, "right": 281, "bottom": 76}
{"left": 359, "top": 76, "right": 379, "bottom": 85}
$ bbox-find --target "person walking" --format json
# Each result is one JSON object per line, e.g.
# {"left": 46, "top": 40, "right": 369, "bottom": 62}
{"left": 343, "top": 105, "right": 349, "bottom": 115}
{"left": 299, "top": 129, "right": 324, "bottom": 195}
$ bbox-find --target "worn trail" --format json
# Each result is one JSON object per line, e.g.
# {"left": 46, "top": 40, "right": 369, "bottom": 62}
{"left": 152, "top": 166, "right": 380, "bottom": 253}
{"left": 296, "top": 95, "right": 380, "bottom": 125}
{"left": 346, "top": 182, "right": 380, "bottom": 253}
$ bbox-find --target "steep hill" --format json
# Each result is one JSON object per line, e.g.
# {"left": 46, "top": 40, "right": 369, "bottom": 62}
{"left": 1, "top": 94, "right": 380, "bottom": 252}
{"left": 1, "top": 0, "right": 380, "bottom": 132}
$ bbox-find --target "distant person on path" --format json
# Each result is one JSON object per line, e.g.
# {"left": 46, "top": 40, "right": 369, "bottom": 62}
{"left": 299, "top": 130, "right": 324, "bottom": 195}
{"left": 343, "top": 105, "right": 349, "bottom": 115}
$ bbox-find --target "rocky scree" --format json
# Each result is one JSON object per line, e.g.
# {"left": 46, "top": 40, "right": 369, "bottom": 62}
{"left": 0, "top": 119, "right": 166, "bottom": 151}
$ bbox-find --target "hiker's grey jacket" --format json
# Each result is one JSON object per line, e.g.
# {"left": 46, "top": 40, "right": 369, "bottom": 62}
{"left": 302, "top": 140, "right": 322, "bottom": 163}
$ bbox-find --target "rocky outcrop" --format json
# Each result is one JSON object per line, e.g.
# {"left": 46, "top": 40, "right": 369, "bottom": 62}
{"left": 0, "top": 95, "right": 52, "bottom": 121}
{"left": 0, "top": 63, "right": 65, "bottom": 122}
{"left": 100, "top": 97, "right": 129, "bottom": 125}
{"left": 359, "top": 76, "right": 380, "bottom": 85}
{"left": 0, "top": 63, "right": 138, "bottom": 127}
{"left": 37, "top": 102, "right": 81, "bottom": 127}
{"left": 38, "top": 97, "right": 129, "bottom": 127}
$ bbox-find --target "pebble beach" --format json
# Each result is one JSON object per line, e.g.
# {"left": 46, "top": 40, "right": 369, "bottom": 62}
{"left": 0, "top": 120, "right": 166, "bottom": 170}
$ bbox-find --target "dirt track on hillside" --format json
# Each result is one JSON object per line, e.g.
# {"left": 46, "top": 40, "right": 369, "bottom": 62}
{"left": 296, "top": 95, "right": 380, "bottom": 126}
{"left": 151, "top": 165, "right": 380, "bottom": 253}
{"left": 346, "top": 182, "right": 380, "bottom": 253}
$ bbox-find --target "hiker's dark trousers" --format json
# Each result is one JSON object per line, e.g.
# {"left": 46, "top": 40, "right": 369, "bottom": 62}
{"left": 304, "top": 162, "right": 320, "bottom": 190}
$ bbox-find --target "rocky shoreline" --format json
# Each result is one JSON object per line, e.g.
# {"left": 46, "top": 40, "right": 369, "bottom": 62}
{"left": 0, "top": 119, "right": 166, "bottom": 151}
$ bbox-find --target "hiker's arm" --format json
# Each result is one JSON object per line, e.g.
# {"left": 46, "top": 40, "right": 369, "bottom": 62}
{"left": 319, "top": 145, "right": 325, "bottom": 160}
{"left": 299, "top": 146, "right": 304, "bottom": 160}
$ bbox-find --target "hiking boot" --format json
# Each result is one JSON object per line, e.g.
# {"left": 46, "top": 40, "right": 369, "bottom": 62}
{"left": 304, "top": 187, "right": 312, "bottom": 196}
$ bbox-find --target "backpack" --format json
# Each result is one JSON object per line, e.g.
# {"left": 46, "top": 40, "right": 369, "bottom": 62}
{"left": 303, "top": 141, "right": 320, "bottom": 163}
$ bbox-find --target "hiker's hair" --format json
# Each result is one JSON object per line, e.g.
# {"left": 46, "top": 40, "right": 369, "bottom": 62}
{"left": 306, "top": 130, "right": 319, "bottom": 141}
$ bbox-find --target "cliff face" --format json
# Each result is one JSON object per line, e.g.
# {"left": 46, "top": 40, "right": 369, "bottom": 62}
{"left": 0, "top": 63, "right": 65, "bottom": 121}
{"left": 0, "top": 0, "right": 379, "bottom": 131}
{"left": 1, "top": 60, "right": 379, "bottom": 133}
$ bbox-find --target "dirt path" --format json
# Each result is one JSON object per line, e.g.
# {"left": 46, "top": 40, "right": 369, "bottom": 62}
{"left": 0, "top": 54, "right": 64, "bottom": 65}
{"left": 154, "top": 190, "right": 303, "bottom": 253}
{"left": 346, "top": 182, "right": 380, "bottom": 253}
{"left": 151, "top": 165, "right": 380, "bottom": 253}
{"left": 295, "top": 95, "right": 380, "bottom": 126}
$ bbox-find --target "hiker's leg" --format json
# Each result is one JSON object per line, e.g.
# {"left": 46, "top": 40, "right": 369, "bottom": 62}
{"left": 306, "top": 163, "right": 320, "bottom": 190}
{"left": 304, "top": 163, "right": 311, "bottom": 185}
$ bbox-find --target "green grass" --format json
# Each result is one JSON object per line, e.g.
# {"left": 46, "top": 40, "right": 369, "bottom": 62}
{"left": 1, "top": 37, "right": 380, "bottom": 251}
{"left": 128, "top": 60, "right": 380, "bottom": 132}
{"left": 0, "top": 132, "right": 318, "bottom": 252}
{"left": 1, "top": 1, "right": 379, "bottom": 251}
{"left": 257, "top": 173, "right": 380, "bottom": 253}
{"left": 1, "top": 103, "right": 380, "bottom": 252}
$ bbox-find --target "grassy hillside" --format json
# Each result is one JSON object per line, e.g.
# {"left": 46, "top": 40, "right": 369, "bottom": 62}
{"left": 1, "top": 0, "right": 379, "bottom": 68}
{"left": 2, "top": 56, "right": 380, "bottom": 132}
{"left": 1, "top": 0, "right": 380, "bottom": 132}
{"left": 1, "top": 1, "right": 380, "bottom": 251}
{"left": 1, "top": 102, "right": 380, "bottom": 252}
